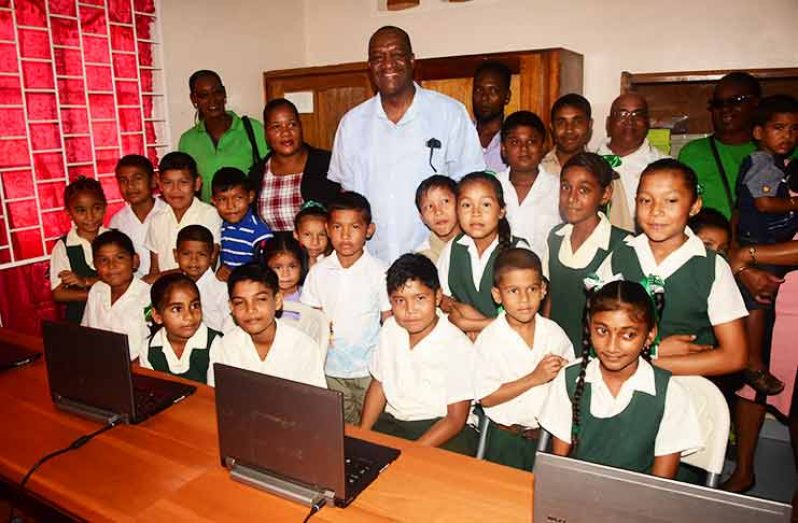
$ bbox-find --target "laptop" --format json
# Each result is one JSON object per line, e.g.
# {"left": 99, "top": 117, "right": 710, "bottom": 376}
{"left": 0, "top": 339, "right": 40, "bottom": 370}
{"left": 42, "top": 320, "right": 196, "bottom": 425}
{"left": 214, "top": 363, "right": 401, "bottom": 508}
{"left": 534, "top": 452, "right": 792, "bottom": 522}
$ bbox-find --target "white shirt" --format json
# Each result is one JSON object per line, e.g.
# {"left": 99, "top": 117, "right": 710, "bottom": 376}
{"left": 109, "top": 198, "right": 167, "bottom": 278}
{"left": 482, "top": 129, "right": 507, "bottom": 173}
{"left": 539, "top": 358, "right": 704, "bottom": 457}
{"left": 542, "top": 212, "right": 622, "bottom": 279}
{"left": 49, "top": 226, "right": 108, "bottom": 289}
{"left": 474, "top": 313, "right": 574, "bottom": 428}
{"left": 194, "top": 269, "right": 234, "bottom": 333}
{"left": 596, "top": 138, "right": 667, "bottom": 218}
{"left": 301, "top": 250, "right": 391, "bottom": 378}
{"left": 328, "top": 83, "right": 485, "bottom": 263}
{"left": 143, "top": 197, "right": 222, "bottom": 271}
{"left": 597, "top": 229, "right": 748, "bottom": 326}
{"left": 208, "top": 322, "right": 326, "bottom": 388}
{"left": 81, "top": 278, "right": 150, "bottom": 361}
{"left": 437, "top": 235, "right": 500, "bottom": 295}
{"left": 495, "top": 166, "right": 562, "bottom": 258}
{"left": 140, "top": 324, "right": 221, "bottom": 381}
{"left": 370, "top": 314, "right": 474, "bottom": 421}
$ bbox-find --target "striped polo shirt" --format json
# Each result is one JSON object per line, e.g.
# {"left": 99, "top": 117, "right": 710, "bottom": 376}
{"left": 220, "top": 209, "right": 273, "bottom": 267}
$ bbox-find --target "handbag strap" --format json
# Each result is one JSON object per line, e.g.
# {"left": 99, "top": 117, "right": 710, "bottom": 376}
{"left": 241, "top": 116, "right": 260, "bottom": 166}
{"left": 708, "top": 136, "right": 734, "bottom": 210}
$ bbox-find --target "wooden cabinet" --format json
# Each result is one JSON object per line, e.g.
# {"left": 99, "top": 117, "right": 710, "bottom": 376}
{"left": 263, "top": 48, "right": 583, "bottom": 150}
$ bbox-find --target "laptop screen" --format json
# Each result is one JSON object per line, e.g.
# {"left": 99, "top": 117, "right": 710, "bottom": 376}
{"left": 214, "top": 364, "right": 347, "bottom": 498}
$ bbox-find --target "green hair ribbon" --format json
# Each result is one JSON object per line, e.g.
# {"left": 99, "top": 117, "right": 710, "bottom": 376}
{"left": 639, "top": 274, "right": 665, "bottom": 358}
{"left": 301, "top": 200, "right": 326, "bottom": 212}
{"left": 601, "top": 154, "right": 622, "bottom": 169}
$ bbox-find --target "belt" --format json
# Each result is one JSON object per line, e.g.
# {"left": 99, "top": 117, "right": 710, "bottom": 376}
{"left": 493, "top": 423, "right": 540, "bottom": 441}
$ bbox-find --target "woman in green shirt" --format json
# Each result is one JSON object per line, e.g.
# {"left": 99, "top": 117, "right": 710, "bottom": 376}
{"left": 178, "top": 70, "right": 268, "bottom": 202}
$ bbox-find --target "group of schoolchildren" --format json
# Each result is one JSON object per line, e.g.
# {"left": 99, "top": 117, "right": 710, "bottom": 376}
{"left": 46, "top": 84, "right": 798, "bottom": 484}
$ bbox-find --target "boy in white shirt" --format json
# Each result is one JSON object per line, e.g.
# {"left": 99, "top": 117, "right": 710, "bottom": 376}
{"left": 208, "top": 264, "right": 325, "bottom": 388}
{"left": 474, "top": 248, "right": 573, "bottom": 469}
{"left": 360, "top": 253, "right": 476, "bottom": 454}
{"left": 81, "top": 230, "right": 150, "bottom": 361}
{"left": 301, "top": 191, "right": 391, "bottom": 424}
{"left": 144, "top": 152, "right": 221, "bottom": 279}
{"left": 173, "top": 224, "right": 233, "bottom": 333}
{"left": 109, "top": 154, "right": 167, "bottom": 278}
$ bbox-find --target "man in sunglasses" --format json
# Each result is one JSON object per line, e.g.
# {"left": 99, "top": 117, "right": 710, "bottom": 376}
{"left": 597, "top": 92, "right": 666, "bottom": 231}
{"left": 678, "top": 72, "right": 761, "bottom": 219}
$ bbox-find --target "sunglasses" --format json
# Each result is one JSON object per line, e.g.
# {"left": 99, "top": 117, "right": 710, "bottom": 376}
{"left": 708, "top": 94, "right": 755, "bottom": 110}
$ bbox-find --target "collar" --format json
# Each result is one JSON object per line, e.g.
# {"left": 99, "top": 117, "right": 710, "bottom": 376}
{"left": 65, "top": 226, "right": 109, "bottom": 247}
{"left": 224, "top": 208, "right": 255, "bottom": 227}
{"left": 625, "top": 226, "right": 705, "bottom": 257}
{"left": 554, "top": 212, "right": 612, "bottom": 250}
{"left": 170, "top": 197, "right": 200, "bottom": 221}
{"left": 193, "top": 111, "right": 240, "bottom": 134}
{"left": 456, "top": 233, "right": 499, "bottom": 255}
{"left": 195, "top": 268, "right": 215, "bottom": 288}
{"left": 152, "top": 323, "right": 209, "bottom": 352}
{"left": 583, "top": 357, "right": 657, "bottom": 396}
{"left": 597, "top": 138, "right": 655, "bottom": 160}
{"left": 327, "top": 249, "right": 371, "bottom": 271}
{"left": 375, "top": 82, "right": 422, "bottom": 125}
{"left": 624, "top": 227, "right": 706, "bottom": 278}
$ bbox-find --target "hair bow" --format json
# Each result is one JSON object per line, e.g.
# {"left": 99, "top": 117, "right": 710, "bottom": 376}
{"left": 301, "top": 200, "right": 326, "bottom": 212}
{"left": 639, "top": 274, "right": 665, "bottom": 358}
{"left": 601, "top": 154, "right": 622, "bottom": 169}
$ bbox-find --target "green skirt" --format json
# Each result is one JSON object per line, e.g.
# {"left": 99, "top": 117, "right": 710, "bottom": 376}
{"left": 373, "top": 412, "right": 477, "bottom": 456}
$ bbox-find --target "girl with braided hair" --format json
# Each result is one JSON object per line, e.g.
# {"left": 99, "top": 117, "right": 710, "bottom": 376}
{"left": 538, "top": 280, "right": 703, "bottom": 478}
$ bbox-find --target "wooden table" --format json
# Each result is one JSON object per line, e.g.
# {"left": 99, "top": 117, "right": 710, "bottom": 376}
{"left": 0, "top": 329, "right": 533, "bottom": 522}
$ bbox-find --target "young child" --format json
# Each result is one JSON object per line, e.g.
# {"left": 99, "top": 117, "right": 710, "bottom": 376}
{"left": 596, "top": 159, "right": 748, "bottom": 377}
{"left": 208, "top": 263, "right": 325, "bottom": 388}
{"left": 496, "top": 110, "right": 562, "bottom": 258}
{"left": 539, "top": 280, "right": 703, "bottom": 478}
{"left": 109, "top": 154, "right": 167, "bottom": 278}
{"left": 544, "top": 152, "right": 629, "bottom": 348}
{"left": 81, "top": 230, "right": 150, "bottom": 361}
{"left": 735, "top": 94, "right": 798, "bottom": 395}
{"left": 50, "top": 177, "right": 107, "bottom": 323}
{"left": 144, "top": 151, "right": 221, "bottom": 278}
{"left": 211, "top": 167, "right": 273, "bottom": 281}
{"left": 475, "top": 248, "right": 573, "bottom": 470}
{"left": 140, "top": 273, "right": 222, "bottom": 384}
{"left": 688, "top": 208, "right": 731, "bottom": 256}
{"left": 262, "top": 235, "right": 306, "bottom": 304}
{"left": 360, "top": 253, "right": 476, "bottom": 454}
{"left": 541, "top": 94, "right": 593, "bottom": 176}
{"left": 174, "top": 225, "right": 233, "bottom": 333}
{"left": 293, "top": 203, "right": 329, "bottom": 267}
{"left": 437, "top": 171, "right": 526, "bottom": 338}
{"left": 301, "top": 191, "right": 391, "bottom": 424}
{"left": 414, "top": 175, "right": 460, "bottom": 263}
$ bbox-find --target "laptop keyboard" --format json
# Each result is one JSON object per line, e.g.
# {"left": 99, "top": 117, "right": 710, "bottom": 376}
{"left": 133, "top": 386, "right": 166, "bottom": 415}
{"left": 345, "top": 455, "right": 376, "bottom": 486}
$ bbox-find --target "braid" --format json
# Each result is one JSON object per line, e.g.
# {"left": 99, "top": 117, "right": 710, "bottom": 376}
{"left": 497, "top": 216, "right": 513, "bottom": 252}
{"left": 571, "top": 292, "right": 593, "bottom": 453}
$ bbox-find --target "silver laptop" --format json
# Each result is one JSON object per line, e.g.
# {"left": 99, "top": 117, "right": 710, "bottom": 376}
{"left": 534, "top": 452, "right": 791, "bottom": 523}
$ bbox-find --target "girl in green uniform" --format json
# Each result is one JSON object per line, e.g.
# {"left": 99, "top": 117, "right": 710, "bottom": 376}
{"left": 141, "top": 273, "right": 222, "bottom": 384}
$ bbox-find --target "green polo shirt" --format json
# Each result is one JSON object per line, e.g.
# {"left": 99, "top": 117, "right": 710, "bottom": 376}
{"left": 178, "top": 111, "right": 269, "bottom": 202}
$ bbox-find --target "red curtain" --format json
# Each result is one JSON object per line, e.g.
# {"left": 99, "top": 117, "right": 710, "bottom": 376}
{"left": 0, "top": 0, "right": 162, "bottom": 335}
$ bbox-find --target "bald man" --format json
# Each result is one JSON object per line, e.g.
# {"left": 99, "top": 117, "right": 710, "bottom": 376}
{"left": 596, "top": 93, "right": 666, "bottom": 231}
{"left": 328, "top": 26, "right": 484, "bottom": 263}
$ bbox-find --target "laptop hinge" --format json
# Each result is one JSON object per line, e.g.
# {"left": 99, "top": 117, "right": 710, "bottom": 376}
{"left": 53, "top": 395, "right": 130, "bottom": 424}
{"left": 226, "top": 459, "right": 333, "bottom": 507}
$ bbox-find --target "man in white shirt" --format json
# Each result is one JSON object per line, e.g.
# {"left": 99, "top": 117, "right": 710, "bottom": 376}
{"left": 596, "top": 93, "right": 666, "bottom": 231}
{"left": 328, "top": 26, "right": 484, "bottom": 264}
{"left": 472, "top": 61, "right": 511, "bottom": 173}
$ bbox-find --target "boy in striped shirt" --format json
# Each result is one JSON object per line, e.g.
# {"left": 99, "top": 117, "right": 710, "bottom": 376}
{"left": 212, "top": 167, "right": 273, "bottom": 281}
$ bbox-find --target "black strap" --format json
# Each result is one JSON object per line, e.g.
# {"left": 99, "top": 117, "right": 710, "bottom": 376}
{"left": 241, "top": 116, "right": 260, "bottom": 166}
{"left": 708, "top": 136, "right": 734, "bottom": 210}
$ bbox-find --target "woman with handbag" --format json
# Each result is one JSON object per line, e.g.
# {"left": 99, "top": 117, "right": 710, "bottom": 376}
{"left": 178, "top": 69, "right": 268, "bottom": 202}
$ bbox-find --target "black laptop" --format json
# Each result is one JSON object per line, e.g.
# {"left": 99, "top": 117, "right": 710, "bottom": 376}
{"left": 42, "top": 320, "right": 196, "bottom": 424}
{"left": 0, "top": 339, "right": 40, "bottom": 370}
{"left": 214, "top": 363, "right": 401, "bottom": 508}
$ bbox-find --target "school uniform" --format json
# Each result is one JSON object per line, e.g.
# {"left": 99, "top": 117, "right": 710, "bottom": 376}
{"left": 144, "top": 197, "right": 222, "bottom": 272}
{"left": 414, "top": 232, "right": 448, "bottom": 264}
{"left": 81, "top": 278, "right": 150, "bottom": 361}
{"left": 207, "top": 321, "right": 326, "bottom": 388}
{"left": 437, "top": 233, "right": 527, "bottom": 318}
{"left": 539, "top": 358, "right": 704, "bottom": 473}
{"left": 140, "top": 324, "right": 222, "bottom": 384}
{"left": 109, "top": 198, "right": 167, "bottom": 277}
{"left": 369, "top": 314, "right": 476, "bottom": 455}
{"left": 539, "top": 149, "right": 564, "bottom": 176}
{"left": 49, "top": 226, "right": 108, "bottom": 323}
{"left": 495, "top": 166, "right": 562, "bottom": 258}
{"left": 474, "top": 313, "right": 574, "bottom": 469}
{"left": 194, "top": 269, "right": 234, "bottom": 333}
{"left": 542, "top": 214, "right": 629, "bottom": 348}
{"left": 596, "top": 229, "right": 747, "bottom": 346}
{"left": 300, "top": 250, "right": 390, "bottom": 423}
{"left": 219, "top": 208, "right": 273, "bottom": 268}
{"left": 481, "top": 129, "right": 507, "bottom": 174}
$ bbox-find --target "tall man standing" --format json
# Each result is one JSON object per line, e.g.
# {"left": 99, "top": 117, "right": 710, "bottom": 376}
{"left": 328, "top": 26, "right": 485, "bottom": 264}
{"left": 472, "top": 61, "right": 511, "bottom": 173}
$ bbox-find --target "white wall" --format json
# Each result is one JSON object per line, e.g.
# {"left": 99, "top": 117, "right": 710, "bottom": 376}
{"left": 303, "top": 0, "right": 798, "bottom": 146}
{"left": 159, "top": 0, "right": 306, "bottom": 145}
